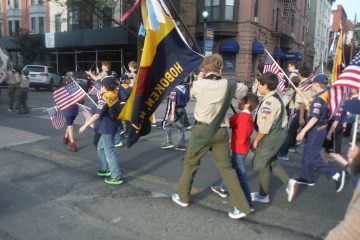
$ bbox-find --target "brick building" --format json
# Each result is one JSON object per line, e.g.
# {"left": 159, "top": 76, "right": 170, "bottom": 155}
{"left": 180, "top": 0, "right": 308, "bottom": 85}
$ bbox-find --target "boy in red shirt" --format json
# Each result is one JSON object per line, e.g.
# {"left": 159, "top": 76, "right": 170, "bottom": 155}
{"left": 211, "top": 92, "right": 259, "bottom": 211}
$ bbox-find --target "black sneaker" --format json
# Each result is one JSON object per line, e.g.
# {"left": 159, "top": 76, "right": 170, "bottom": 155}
{"left": 210, "top": 185, "right": 228, "bottom": 198}
{"left": 335, "top": 170, "right": 346, "bottom": 193}
{"left": 175, "top": 145, "right": 186, "bottom": 151}
{"left": 161, "top": 143, "right": 174, "bottom": 150}
{"left": 295, "top": 177, "right": 315, "bottom": 187}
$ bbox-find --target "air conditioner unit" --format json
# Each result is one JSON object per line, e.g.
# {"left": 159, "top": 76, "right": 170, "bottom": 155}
{"left": 253, "top": 17, "right": 259, "bottom": 23}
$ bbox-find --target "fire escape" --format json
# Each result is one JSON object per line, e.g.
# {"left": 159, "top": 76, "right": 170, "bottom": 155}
{"left": 273, "top": 0, "right": 295, "bottom": 50}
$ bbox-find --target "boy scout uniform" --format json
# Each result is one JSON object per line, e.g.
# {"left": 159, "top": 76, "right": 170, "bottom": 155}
{"left": 16, "top": 73, "right": 30, "bottom": 113}
{"left": 253, "top": 90, "right": 290, "bottom": 196}
{"left": 300, "top": 76, "right": 337, "bottom": 182}
{"left": 6, "top": 70, "right": 21, "bottom": 110}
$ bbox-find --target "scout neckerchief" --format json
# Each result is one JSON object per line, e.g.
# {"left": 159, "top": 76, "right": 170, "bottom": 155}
{"left": 190, "top": 74, "right": 237, "bottom": 155}
{"left": 102, "top": 90, "right": 118, "bottom": 107}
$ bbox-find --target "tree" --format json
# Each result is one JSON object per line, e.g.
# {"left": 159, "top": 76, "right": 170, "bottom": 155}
{"left": 10, "top": 29, "right": 47, "bottom": 65}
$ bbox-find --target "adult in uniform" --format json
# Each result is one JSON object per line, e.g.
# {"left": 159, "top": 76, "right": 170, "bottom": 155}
{"left": 295, "top": 74, "right": 345, "bottom": 192}
{"left": 171, "top": 54, "right": 251, "bottom": 219}
{"left": 16, "top": 69, "right": 30, "bottom": 114}
{"left": 6, "top": 67, "right": 21, "bottom": 111}
{"left": 251, "top": 72, "right": 297, "bottom": 203}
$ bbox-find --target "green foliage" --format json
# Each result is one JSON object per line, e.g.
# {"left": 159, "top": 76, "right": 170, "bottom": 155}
{"left": 10, "top": 30, "right": 46, "bottom": 65}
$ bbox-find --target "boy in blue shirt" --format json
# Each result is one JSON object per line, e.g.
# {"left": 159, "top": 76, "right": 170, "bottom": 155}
{"left": 161, "top": 82, "right": 189, "bottom": 151}
{"left": 295, "top": 74, "right": 345, "bottom": 192}
{"left": 79, "top": 76, "right": 123, "bottom": 185}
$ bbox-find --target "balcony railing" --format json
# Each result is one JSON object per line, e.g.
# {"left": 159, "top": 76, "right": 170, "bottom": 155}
{"left": 29, "top": 4, "right": 46, "bottom": 15}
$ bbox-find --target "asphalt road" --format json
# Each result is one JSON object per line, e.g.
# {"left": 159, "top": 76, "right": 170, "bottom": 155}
{"left": 0, "top": 87, "right": 354, "bottom": 240}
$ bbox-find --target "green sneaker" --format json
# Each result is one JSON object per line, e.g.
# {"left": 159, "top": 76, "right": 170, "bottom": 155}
{"left": 115, "top": 141, "right": 124, "bottom": 148}
{"left": 104, "top": 176, "right": 124, "bottom": 185}
{"left": 97, "top": 170, "right": 111, "bottom": 177}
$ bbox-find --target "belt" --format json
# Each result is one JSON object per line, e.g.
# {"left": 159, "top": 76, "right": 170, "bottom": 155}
{"left": 317, "top": 124, "right": 328, "bottom": 131}
{"left": 195, "top": 121, "right": 209, "bottom": 126}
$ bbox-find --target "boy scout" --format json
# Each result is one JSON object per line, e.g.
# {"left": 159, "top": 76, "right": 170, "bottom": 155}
{"left": 295, "top": 74, "right": 345, "bottom": 192}
{"left": 251, "top": 72, "right": 297, "bottom": 203}
{"left": 16, "top": 69, "right": 30, "bottom": 114}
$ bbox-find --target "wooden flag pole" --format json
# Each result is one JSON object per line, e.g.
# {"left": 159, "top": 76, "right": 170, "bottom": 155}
{"left": 70, "top": 76, "right": 97, "bottom": 106}
{"left": 264, "top": 49, "right": 310, "bottom": 105}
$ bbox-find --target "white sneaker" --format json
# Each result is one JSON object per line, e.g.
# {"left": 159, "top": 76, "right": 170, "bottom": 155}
{"left": 286, "top": 179, "right": 298, "bottom": 202}
{"left": 228, "top": 207, "right": 247, "bottom": 219}
{"left": 251, "top": 192, "right": 270, "bottom": 203}
{"left": 288, "top": 148, "right": 296, "bottom": 153}
{"left": 171, "top": 193, "right": 189, "bottom": 207}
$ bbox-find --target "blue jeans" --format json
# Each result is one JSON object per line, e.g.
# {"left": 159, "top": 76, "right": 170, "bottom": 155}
{"left": 97, "top": 134, "right": 121, "bottom": 178}
{"left": 220, "top": 152, "right": 253, "bottom": 208}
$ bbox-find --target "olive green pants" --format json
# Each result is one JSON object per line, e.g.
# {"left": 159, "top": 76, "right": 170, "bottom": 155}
{"left": 177, "top": 125, "right": 251, "bottom": 214}
{"left": 253, "top": 128, "right": 289, "bottom": 196}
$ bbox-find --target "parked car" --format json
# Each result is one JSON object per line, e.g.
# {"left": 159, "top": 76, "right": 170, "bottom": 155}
{"left": 23, "top": 65, "right": 62, "bottom": 90}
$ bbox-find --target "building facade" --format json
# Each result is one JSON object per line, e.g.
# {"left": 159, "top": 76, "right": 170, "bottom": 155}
{"left": 181, "top": 0, "right": 308, "bottom": 85}
{"left": 305, "top": 0, "right": 334, "bottom": 69}
{"left": 0, "top": 0, "right": 138, "bottom": 74}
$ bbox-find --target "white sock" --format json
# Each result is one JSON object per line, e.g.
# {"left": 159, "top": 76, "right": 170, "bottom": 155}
{"left": 332, "top": 172, "right": 340, "bottom": 181}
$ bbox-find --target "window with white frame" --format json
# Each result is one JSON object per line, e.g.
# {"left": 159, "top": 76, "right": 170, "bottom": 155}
{"left": 225, "top": 0, "right": 234, "bottom": 20}
{"left": 39, "top": 17, "right": 44, "bottom": 33}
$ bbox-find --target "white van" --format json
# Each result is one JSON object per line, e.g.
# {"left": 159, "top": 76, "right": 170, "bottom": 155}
{"left": 23, "top": 65, "right": 62, "bottom": 90}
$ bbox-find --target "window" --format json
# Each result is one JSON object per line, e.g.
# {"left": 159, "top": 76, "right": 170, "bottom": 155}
{"left": 0, "top": 23, "right": 2, "bottom": 36}
{"left": 14, "top": 20, "right": 19, "bottom": 34}
{"left": 39, "top": 17, "right": 44, "bottom": 33}
{"left": 8, "top": 21, "right": 13, "bottom": 35}
{"left": 225, "top": 0, "right": 234, "bottom": 20}
{"left": 31, "top": 17, "right": 36, "bottom": 32}
{"left": 200, "top": 0, "right": 220, "bottom": 22}
{"left": 55, "top": 14, "right": 61, "bottom": 32}
{"left": 14, "top": 0, "right": 19, "bottom": 8}
{"left": 222, "top": 54, "right": 236, "bottom": 73}
{"left": 254, "top": 0, "right": 259, "bottom": 18}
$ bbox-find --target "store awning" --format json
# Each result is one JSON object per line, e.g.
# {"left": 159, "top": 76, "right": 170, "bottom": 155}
{"left": 283, "top": 52, "right": 302, "bottom": 61}
{"left": 251, "top": 39, "right": 264, "bottom": 54}
{"left": 219, "top": 39, "right": 240, "bottom": 53}
{"left": 273, "top": 47, "right": 284, "bottom": 59}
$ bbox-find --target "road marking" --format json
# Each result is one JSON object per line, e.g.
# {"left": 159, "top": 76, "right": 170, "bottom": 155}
{"left": 0, "top": 126, "right": 49, "bottom": 148}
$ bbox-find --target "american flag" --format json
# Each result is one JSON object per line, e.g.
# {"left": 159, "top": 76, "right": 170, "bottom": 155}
{"left": 88, "top": 80, "right": 101, "bottom": 99}
{"left": 53, "top": 81, "right": 86, "bottom": 111}
{"left": 298, "top": 64, "right": 323, "bottom": 91}
{"left": 77, "top": 103, "right": 94, "bottom": 128}
{"left": 47, "top": 106, "right": 64, "bottom": 129}
{"left": 263, "top": 54, "right": 286, "bottom": 92}
{"left": 328, "top": 51, "right": 360, "bottom": 119}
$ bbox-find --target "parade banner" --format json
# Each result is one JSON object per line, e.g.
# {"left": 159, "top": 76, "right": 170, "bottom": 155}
{"left": 119, "top": 0, "right": 203, "bottom": 148}
{"left": 331, "top": 29, "right": 344, "bottom": 84}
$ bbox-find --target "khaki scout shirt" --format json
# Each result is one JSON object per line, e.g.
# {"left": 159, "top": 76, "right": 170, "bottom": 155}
{"left": 6, "top": 71, "right": 20, "bottom": 85}
{"left": 281, "top": 88, "right": 295, "bottom": 108}
{"left": 191, "top": 78, "right": 248, "bottom": 127}
{"left": 295, "top": 87, "right": 315, "bottom": 109}
{"left": 19, "top": 76, "right": 30, "bottom": 88}
{"left": 256, "top": 90, "right": 288, "bottom": 134}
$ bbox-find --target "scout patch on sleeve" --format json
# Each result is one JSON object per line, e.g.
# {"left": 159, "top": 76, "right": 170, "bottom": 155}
{"left": 313, "top": 108, "right": 320, "bottom": 114}
{"left": 97, "top": 99, "right": 106, "bottom": 110}
{"left": 313, "top": 102, "right": 322, "bottom": 108}
{"left": 261, "top": 107, "right": 272, "bottom": 114}
{"left": 265, "top": 101, "right": 271, "bottom": 105}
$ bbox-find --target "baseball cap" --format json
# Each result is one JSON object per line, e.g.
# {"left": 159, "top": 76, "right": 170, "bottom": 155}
{"left": 101, "top": 76, "right": 116, "bottom": 87}
{"left": 344, "top": 98, "right": 360, "bottom": 114}
{"left": 313, "top": 74, "right": 328, "bottom": 84}
{"left": 121, "top": 73, "right": 131, "bottom": 81}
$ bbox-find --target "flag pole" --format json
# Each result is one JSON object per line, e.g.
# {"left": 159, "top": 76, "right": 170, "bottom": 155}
{"left": 76, "top": 103, "right": 91, "bottom": 110}
{"left": 352, "top": 91, "right": 360, "bottom": 147}
{"left": 264, "top": 49, "right": 296, "bottom": 89}
{"left": 70, "top": 76, "right": 97, "bottom": 106}
{"left": 264, "top": 49, "right": 310, "bottom": 105}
